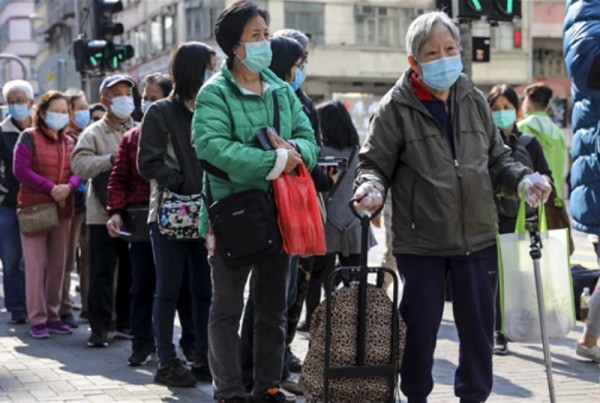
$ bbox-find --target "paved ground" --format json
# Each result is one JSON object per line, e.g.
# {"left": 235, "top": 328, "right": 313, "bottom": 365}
{"left": 0, "top": 227, "right": 599, "bottom": 402}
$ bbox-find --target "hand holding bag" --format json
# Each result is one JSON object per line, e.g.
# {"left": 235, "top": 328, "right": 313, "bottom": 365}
{"left": 272, "top": 162, "right": 327, "bottom": 256}
{"left": 498, "top": 199, "right": 575, "bottom": 341}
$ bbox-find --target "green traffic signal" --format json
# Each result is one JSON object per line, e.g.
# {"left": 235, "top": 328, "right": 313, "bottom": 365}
{"left": 469, "top": 0, "right": 483, "bottom": 12}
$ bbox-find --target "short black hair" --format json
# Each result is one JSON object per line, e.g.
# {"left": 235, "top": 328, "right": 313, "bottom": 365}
{"left": 524, "top": 83, "right": 553, "bottom": 109}
{"left": 89, "top": 102, "right": 106, "bottom": 113}
{"left": 215, "top": 0, "right": 270, "bottom": 64}
{"left": 269, "top": 37, "right": 304, "bottom": 81}
{"left": 170, "top": 42, "right": 213, "bottom": 101}
{"left": 487, "top": 84, "right": 519, "bottom": 111}
{"left": 317, "top": 100, "right": 360, "bottom": 150}
{"left": 143, "top": 73, "right": 173, "bottom": 98}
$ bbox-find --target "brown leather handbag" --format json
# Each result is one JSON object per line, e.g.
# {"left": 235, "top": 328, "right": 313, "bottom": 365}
{"left": 545, "top": 196, "right": 575, "bottom": 255}
{"left": 17, "top": 202, "right": 59, "bottom": 235}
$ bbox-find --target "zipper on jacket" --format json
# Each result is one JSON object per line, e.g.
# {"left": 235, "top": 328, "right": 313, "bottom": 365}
{"left": 454, "top": 158, "right": 469, "bottom": 255}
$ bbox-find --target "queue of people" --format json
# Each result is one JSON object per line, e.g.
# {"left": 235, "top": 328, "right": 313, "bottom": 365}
{"left": 0, "top": 2, "right": 596, "bottom": 403}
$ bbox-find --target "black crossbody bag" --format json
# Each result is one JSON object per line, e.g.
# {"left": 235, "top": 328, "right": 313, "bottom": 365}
{"left": 203, "top": 91, "right": 283, "bottom": 268}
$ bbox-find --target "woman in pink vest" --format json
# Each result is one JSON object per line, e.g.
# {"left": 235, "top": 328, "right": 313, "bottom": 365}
{"left": 13, "top": 90, "right": 81, "bottom": 339}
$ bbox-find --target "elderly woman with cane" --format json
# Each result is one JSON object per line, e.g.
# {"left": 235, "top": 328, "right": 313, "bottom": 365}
{"left": 353, "top": 11, "right": 551, "bottom": 403}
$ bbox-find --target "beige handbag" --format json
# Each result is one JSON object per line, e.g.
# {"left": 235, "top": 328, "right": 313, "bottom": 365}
{"left": 17, "top": 202, "right": 59, "bottom": 235}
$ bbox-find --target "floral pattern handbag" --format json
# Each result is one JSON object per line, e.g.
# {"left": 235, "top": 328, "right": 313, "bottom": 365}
{"left": 157, "top": 188, "right": 202, "bottom": 241}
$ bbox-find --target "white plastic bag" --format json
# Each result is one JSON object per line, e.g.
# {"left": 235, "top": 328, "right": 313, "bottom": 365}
{"left": 497, "top": 200, "right": 575, "bottom": 341}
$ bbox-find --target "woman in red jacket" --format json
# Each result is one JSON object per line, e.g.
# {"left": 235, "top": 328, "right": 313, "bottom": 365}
{"left": 13, "top": 91, "right": 81, "bottom": 339}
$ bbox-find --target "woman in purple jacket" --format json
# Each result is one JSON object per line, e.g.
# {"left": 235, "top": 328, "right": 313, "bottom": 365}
{"left": 13, "top": 91, "right": 81, "bottom": 339}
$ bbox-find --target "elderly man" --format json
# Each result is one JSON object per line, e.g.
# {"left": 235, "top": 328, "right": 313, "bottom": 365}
{"left": 71, "top": 75, "right": 135, "bottom": 348}
{"left": 353, "top": 11, "right": 551, "bottom": 403}
{"left": 0, "top": 79, "right": 35, "bottom": 324}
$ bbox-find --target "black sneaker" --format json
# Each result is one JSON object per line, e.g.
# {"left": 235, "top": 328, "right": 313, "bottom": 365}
{"left": 128, "top": 340, "right": 155, "bottom": 367}
{"left": 10, "top": 311, "right": 27, "bottom": 324}
{"left": 88, "top": 330, "right": 108, "bottom": 347}
{"left": 60, "top": 313, "right": 79, "bottom": 329}
{"left": 494, "top": 332, "right": 509, "bottom": 355}
{"left": 154, "top": 357, "right": 196, "bottom": 387}
{"left": 286, "top": 348, "right": 302, "bottom": 373}
{"left": 251, "top": 388, "right": 287, "bottom": 403}
{"left": 192, "top": 359, "right": 212, "bottom": 382}
{"left": 114, "top": 328, "right": 134, "bottom": 340}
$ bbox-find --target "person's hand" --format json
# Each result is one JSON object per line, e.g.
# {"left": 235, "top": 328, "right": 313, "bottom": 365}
{"left": 51, "top": 184, "right": 70, "bottom": 202}
{"left": 284, "top": 149, "right": 303, "bottom": 173}
{"left": 325, "top": 166, "right": 340, "bottom": 183}
{"left": 106, "top": 214, "right": 123, "bottom": 238}
{"left": 518, "top": 172, "right": 552, "bottom": 208}
{"left": 353, "top": 182, "right": 383, "bottom": 212}
{"left": 268, "top": 129, "right": 296, "bottom": 152}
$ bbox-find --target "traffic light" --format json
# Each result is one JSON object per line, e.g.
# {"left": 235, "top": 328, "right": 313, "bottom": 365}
{"left": 490, "top": 0, "right": 521, "bottom": 22}
{"left": 73, "top": 38, "right": 134, "bottom": 73}
{"left": 106, "top": 43, "right": 134, "bottom": 71}
{"left": 93, "top": 0, "right": 124, "bottom": 40}
{"left": 450, "top": 0, "right": 521, "bottom": 21}
{"left": 453, "top": 0, "right": 493, "bottom": 20}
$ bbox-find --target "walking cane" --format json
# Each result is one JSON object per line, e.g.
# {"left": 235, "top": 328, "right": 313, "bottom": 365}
{"left": 526, "top": 220, "right": 556, "bottom": 403}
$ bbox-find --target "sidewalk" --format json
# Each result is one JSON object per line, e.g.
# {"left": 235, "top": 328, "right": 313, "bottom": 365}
{"left": 0, "top": 227, "right": 599, "bottom": 401}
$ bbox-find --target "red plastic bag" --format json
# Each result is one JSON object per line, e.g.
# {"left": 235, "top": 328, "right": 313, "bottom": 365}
{"left": 272, "top": 162, "right": 327, "bottom": 256}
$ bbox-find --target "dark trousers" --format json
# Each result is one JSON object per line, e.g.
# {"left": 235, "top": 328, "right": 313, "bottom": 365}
{"left": 395, "top": 246, "right": 497, "bottom": 403}
{"left": 129, "top": 241, "right": 195, "bottom": 347}
{"left": 305, "top": 253, "right": 361, "bottom": 328}
{"left": 241, "top": 256, "right": 299, "bottom": 386}
{"left": 150, "top": 224, "right": 212, "bottom": 364}
{"left": 88, "top": 225, "right": 131, "bottom": 332}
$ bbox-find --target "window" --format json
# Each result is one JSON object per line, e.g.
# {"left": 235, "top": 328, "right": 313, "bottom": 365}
{"left": 533, "top": 49, "right": 567, "bottom": 77}
{"left": 355, "top": 6, "right": 424, "bottom": 48}
{"left": 150, "top": 18, "right": 162, "bottom": 54}
{"left": 134, "top": 25, "right": 149, "bottom": 59}
{"left": 284, "top": 2, "right": 325, "bottom": 44}
{"left": 490, "top": 24, "right": 514, "bottom": 51}
{"left": 164, "top": 14, "right": 175, "bottom": 47}
{"left": 185, "top": 0, "right": 225, "bottom": 41}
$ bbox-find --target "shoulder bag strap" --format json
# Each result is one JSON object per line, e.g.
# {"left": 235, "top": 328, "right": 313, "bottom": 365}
{"left": 272, "top": 90, "right": 280, "bottom": 134}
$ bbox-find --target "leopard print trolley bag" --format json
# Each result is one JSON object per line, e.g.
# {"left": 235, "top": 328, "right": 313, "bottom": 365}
{"left": 300, "top": 200, "right": 406, "bottom": 402}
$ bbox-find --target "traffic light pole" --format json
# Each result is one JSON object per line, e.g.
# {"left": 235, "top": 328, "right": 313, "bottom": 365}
{"left": 460, "top": 21, "right": 473, "bottom": 78}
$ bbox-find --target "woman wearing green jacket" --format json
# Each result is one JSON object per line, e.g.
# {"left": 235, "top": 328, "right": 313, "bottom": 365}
{"left": 191, "top": 1, "right": 318, "bottom": 402}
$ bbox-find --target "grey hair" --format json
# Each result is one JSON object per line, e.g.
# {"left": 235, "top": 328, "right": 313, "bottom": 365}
{"left": 2, "top": 79, "right": 34, "bottom": 101}
{"left": 405, "top": 11, "right": 461, "bottom": 60}
{"left": 273, "top": 29, "right": 310, "bottom": 50}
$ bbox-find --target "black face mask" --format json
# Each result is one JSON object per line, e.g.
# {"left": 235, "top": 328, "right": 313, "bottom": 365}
{"left": 588, "top": 55, "right": 600, "bottom": 91}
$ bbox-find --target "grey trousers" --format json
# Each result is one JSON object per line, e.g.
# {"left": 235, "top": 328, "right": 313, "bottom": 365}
{"left": 208, "top": 250, "right": 290, "bottom": 399}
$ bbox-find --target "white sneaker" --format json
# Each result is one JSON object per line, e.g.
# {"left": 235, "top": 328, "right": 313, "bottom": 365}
{"left": 576, "top": 344, "right": 600, "bottom": 362}
{"left": 281, "top": 376, "right": 303, "bottom": 396}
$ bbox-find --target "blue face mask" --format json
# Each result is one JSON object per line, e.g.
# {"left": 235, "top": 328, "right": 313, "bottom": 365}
{"left": 240, "top": 40, "right": 272, "bottom": 73}
{"left": 45, "top": 111, "right": 70, "bottom": 132}
{"left": 420, "top": 55, "right": 463, "bottom": 90}
{"left": 290, "top": 69, "right": 303, "bottom": 91}
{"left": 298, "top": 63, "right": 308, "bottom": 83}
{"left": 492, "top": 109, "right": 517, "bottom": 130}
{"left": 110, "top": 96, "right": 135, "bottom": 119}
{"left": 204, "top": 70, "right": 214, "bottom": 83}
{"left": 8, "top": 103, "right": 30, "bottom": 121}
{"left": 141, "top": 100, "right": 152, "bottom": 115}
{"left": 74, "top": 110, "right": 90, "bottom": 129}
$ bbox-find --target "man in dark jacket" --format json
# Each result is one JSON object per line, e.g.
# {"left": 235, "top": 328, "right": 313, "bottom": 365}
{"left": 0, "top": 79, "right": 34, "bottom": 324}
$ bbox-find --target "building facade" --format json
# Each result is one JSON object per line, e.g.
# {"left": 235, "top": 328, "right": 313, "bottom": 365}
{"left": 0, "top": 0, "right": 37, "bottom": 94}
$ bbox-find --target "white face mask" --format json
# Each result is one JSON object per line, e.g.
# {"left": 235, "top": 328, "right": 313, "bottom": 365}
{"left": 109, "top": 96, "right": 135, "bottom": 119}
{"left": 45, "top": 111, "right": 70, "bottom": 131}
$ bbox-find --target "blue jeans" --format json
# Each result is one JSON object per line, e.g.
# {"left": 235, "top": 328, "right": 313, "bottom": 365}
{"left": 150, "top": 224, "right": 212, "bottom": 364}
{"left": 209, "top": 249, "right": 290, "bottom": 399}
{"left": 0, "top": 204, "right": 25, "bottom": 314}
